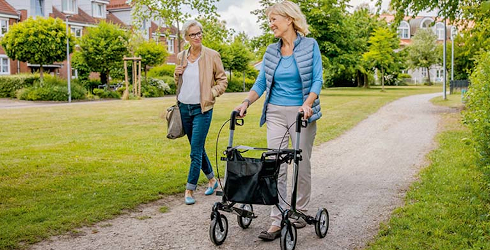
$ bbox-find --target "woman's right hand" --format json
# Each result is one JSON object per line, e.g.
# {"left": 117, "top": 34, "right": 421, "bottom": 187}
{"left": 234, "top": 102, "right": 248, "bottom": 118}
{"left": 174, "top": 65, "right": 186, "bottom": 75}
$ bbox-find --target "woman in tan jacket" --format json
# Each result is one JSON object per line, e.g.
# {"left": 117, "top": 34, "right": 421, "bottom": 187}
{"left": 174, "top": 20, "right": 227, "bottom": 205}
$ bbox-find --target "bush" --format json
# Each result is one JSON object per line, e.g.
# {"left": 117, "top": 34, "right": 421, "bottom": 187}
{"left": 92, "top": 88, "right": 120, "bottom": 99}
{"left": 148, "top": 64, "right": 176, "bottom": 78}
{"left": 226, "top": 76, "right": 255, "bottom": 92}
{"left": 141, "top": 78, "right": 170, "bottom": 97}
{"left": 0, "top": 74, "right": 39, "bottom": 97}
{"left": 16, "top": 77, "right": 87, "bottom": 101}
{"left": 463, "top": 51, "right": 490, "bottom": 172}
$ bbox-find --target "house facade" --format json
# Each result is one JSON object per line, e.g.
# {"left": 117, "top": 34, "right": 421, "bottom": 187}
{"left": 0, "top": 0, "right": 179, "bottom": 79}
{"left": 382, "top": 14, "right": 456, "bottom": 84}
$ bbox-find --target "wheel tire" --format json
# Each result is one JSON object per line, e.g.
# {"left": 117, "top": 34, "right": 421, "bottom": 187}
{"left": 209, "top": 214, "right": 228, "bottom": 245}
{"left": 280, "top": 224, "right": 297, "bottom": 250}
{"left": 315, "top": 208, "right": 329, "bottom": 238}
{"left": 237, "top": 204, "right": 253, "bottom": 229}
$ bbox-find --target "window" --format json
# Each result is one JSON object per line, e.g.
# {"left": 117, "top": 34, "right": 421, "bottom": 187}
{"left": 92, "top": 2, "right": 105, "bottom": 18}
{"left": 62, "top": 0, "right": 77, "bottom": 13}
{"left": 0, "top": 56, "right": 9, "bottom": 74}
{"left": 398, "top": 21, "right": 410, "bottom": 39}
{"left": 71, "top": 26, "right": 82, "bottom": 38}
{"left": 420, "top": 18, "right": 433, "bottom": 29}
{"left": 421, "top": 68, "right": 428, "bottom": 78}
{"left": 436, "top": 69, "right": 444, "bottom": 78}
{"left": 72, "top": 68, "right": 78, "bottom": 79}
{"left": 435, "top": 22, "right": 445, "bottom": 40}
{"left": 0, "top": 19, "right": 8, "bottom": 36}
{"left": 167, "top": 38, "right": 175, "bottom": 53}
{"left": 34, "top": 0, "right": 45, "bottom": 16}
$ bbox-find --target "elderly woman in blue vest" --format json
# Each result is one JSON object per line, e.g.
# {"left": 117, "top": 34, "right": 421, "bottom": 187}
{"left": 174, "top": 20, "right": 228, "bottom": 205}
{"left": 235, "top": 1, "right": 322, "bottom": 241}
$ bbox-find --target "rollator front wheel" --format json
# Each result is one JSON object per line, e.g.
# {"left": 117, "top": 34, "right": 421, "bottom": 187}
{"left": 315, "top": 208, "right": 329, "bottom": 238}
{"left": 280, "top": 223, "right": 297, "bottom": 250}
{"left": 209, "top": 214, "right": 228, "bottom": 245}
{"left": 237, "top": 204, "right": 253, "bottom": 229}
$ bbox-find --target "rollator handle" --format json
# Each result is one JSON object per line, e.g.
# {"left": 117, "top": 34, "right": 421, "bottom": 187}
{"left": 296, "top": 112, "right": 308, "bottom": 133}
{"left": 230, "top": 110, "right": 244, "bottom": 131}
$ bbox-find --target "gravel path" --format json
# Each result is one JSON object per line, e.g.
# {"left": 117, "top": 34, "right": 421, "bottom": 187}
{"left": 31, "top": 92, "right": 448, "bottom": 250}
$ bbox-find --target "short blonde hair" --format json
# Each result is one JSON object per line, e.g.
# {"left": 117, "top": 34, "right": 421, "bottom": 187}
{"left": 181, "top": 20, "right": 203, "bottom": 37}
{"left": 266, "top": 1, "right": 310, "bottom": 36}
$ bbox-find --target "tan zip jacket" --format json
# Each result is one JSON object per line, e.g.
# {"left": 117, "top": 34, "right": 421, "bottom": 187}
{"left": 174, "top": 46, "right": 228, "bottom": 112}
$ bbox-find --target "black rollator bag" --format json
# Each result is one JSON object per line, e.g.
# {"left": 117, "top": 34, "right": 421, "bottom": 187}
{"left": 223, "top": 148, "right": 280, "bottom": 205}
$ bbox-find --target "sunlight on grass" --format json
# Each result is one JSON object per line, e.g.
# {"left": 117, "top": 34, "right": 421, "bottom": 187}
{"left": 0, "top": 86, "right": 440, "bottom": 249}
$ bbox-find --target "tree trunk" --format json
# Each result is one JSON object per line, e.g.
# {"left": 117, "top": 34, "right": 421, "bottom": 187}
{"left": 381, "top": 68, "right": 385, "bottom": 92}
{"left": 363, "top": 73, "right": 369, "bottom": 88}
{"left": 356, "top": 71, "right": 361, "bottom": 88}
{"left": 426, "top": 67, "right": 431, "bottom": 85}
{"left": 177, "top": 20, "right": 181, "bottom": 53}
{"left": 144, "top": 67, "right": 148, "bottom": 82}
{"left": 39, "top": 66, "right": 44, "bottom": 82}
{"left": 101, "top": 72, "right": 108, "bottom": 85}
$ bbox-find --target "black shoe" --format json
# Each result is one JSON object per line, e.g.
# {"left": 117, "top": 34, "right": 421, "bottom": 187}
{"left": 291, "top": 217, "right": 307, "bottom": 229}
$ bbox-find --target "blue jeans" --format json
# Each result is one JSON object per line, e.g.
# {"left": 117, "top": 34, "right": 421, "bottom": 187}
{"left": 178, "top": 102, "right": 214, "bottom": 190}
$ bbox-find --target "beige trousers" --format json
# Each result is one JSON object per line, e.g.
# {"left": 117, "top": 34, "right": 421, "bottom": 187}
{"left": 266, "top": 104, "right": 317, "bottom": 227}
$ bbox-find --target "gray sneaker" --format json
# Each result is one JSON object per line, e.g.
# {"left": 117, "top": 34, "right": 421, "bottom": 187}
{"left": 291, "top": 217, "right": 307, "bottom": 229}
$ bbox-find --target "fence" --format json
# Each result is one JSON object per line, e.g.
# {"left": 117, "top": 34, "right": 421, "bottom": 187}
{"left": 450, "top": 80, "right": 470, "bottom": 94}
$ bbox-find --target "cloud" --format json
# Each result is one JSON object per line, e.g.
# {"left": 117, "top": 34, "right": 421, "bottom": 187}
{"left": 216, "top": 0, "right": 262, "bottom": 38}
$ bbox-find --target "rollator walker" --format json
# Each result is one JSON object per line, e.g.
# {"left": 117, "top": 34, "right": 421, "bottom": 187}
{"left": 209, "top": 110, "right": 329, "bottom": 250}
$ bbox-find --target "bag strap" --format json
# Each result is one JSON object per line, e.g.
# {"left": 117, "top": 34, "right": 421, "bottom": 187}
{"left": 176, "top": 50, "right": 187, "bottom": 103}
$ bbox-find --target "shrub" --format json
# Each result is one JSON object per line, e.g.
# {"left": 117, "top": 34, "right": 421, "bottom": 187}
{"left": 0, "top": 74, "right": 39, "bottom": 97}
{"left": 463, "top": 51, "right": 490, "bottom": 173}
{"left": 151, "top": 76, "right": 175, "bottom": 95}
{"left": 148, "top": 64, "right": 176, "bottom": 78}
{"left": 226, "top": 76, "right": 255, "bottom": 92}
{"left": 92, "top": 88, "right": 120, "bottom": 99}
{"left": 141, "top": 78, "right": 170, "bottom": 97}
{"left": 16, "top": 77, "right": 86, "bottom": 101}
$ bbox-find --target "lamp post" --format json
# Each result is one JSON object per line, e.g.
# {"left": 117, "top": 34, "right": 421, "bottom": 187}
{"left": 65, "top": 15, "right": 72, "bottom": 103}
{"left": 443, "top": 19, "right": 447, "bottom": 100}
{"left": 451, "top": 26, "right": 457, "bottom": 81}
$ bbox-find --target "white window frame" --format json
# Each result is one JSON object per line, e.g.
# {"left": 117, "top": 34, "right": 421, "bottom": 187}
{"left": 0, "top": 19, "right": 8, "bottom": 36}
{"left": 92, "top": 2, "right": 106, "bottom": 18}
{"left": 71, "top": 26, "right": 83, "bottom": 38}
{"left": 167, "top": 37, "right": 175, "bottom": 54}
{"left": 420, "top": 17, "right": 434, "bottom": 29}
{"left": 398, "top": 21, "right": 410, "bottom": 39}
{"left": 62, "top": 0, "right": 77, "bottom": 14}
{"left": 34, "top": 0, "right": 45, "bottom": 16}
{"left": 435, "top": 22, "right": 445, "bottom": 40}
{"left": 421, "top": 68, "right": 428, "bottom": 78}
{"left": 0, "top": 56, "right": 10, "bottom": 75}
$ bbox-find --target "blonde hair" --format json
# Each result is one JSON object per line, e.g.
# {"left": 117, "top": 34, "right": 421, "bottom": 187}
{"left": 266, "top": 1, "right": 310, "bottom": 36}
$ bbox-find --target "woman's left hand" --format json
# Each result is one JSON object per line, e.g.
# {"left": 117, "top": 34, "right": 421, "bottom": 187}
{"left": 299, "top": 104, "right": 313, "bottom": 120}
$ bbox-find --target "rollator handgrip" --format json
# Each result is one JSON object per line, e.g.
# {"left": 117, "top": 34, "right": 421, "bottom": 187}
{"left": 296, "top": 112, "right": 307, "bottom": 133}
{"left": 230, "top": 110, "right": 245, "bottom": 131}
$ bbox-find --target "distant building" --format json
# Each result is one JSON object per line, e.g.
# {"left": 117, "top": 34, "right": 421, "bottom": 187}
{"left": 0, "top": 0, "right": 180, "bottom": 79}
{"left": 381, "top": 14, "right": 457, "bottom": 84}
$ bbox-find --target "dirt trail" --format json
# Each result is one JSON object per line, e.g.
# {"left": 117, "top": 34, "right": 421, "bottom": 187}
{"left": 31, "top": 93, "right": 448, "bottom": 250}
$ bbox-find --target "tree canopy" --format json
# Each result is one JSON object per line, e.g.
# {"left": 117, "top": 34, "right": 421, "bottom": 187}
{"left": 406, "top": 28, "right": 439, "bottom": 84}
{"left": 1, "top": 17, "right": 74, "bottom": 79}
{"left": 77, "top": 21, "right": 129, "bottom": 84}
{"left": 135, "top": 39, "right": 169, "bottom": 80}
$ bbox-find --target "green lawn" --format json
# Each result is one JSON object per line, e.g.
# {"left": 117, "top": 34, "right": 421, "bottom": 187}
{"left": 366, "top": 94, "right": 490, "bottom": 249}
{"left": 0, "top": 86, "right": 440, "bottom": 249}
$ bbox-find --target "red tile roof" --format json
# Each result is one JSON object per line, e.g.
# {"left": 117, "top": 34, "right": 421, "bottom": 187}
{"left": 0, "top": 0, "right": 17, "bottom": 16}
{"left": 51, "top": 6, "right": 98, "bottom": 25}
{"left": 100, "top": 13, "right": 128, "bottom": 28}
{"left": 108, "top": 0, "right": 131, "bottom": 10}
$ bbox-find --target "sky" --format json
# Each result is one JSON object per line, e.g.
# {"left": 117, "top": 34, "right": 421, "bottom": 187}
{"left": 212, "top": 0, "right": 392, "bottom": 38}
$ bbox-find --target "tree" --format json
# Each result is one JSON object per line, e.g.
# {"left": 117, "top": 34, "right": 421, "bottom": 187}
{"left": 131, "top": 0, "right": 219, "bottom": 53}
{"left": 1, "top": 17, "right": 74, "bottom": 80}
{"left": 405, "top": 28, "right": 439, "bottom": 84}
{"left": 78, "top": 21, "right": 129, "bottom": 84}
{"left": 135, "top": 39, "right": 168, "bottom": 80}
{"left": 228, "top": 35, "right": 254, "bottom": 82}
{"left": 362, "top": 27, "right": 399, "bottom": 91}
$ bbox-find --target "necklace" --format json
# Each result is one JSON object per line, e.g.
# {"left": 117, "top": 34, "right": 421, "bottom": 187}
{"left": 187, "top": 48, "right": 201, "bottom": 63}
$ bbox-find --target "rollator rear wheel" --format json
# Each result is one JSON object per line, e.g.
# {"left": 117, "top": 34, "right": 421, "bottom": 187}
{"left": 315, "top": 208, "right": 329, "bottom": 238}
{"left": 209, "top": 214, "right": 228, "bottom": 245}
{"left": 237, "top": 204, "right": 253, "bottom": 229}
{"left": 280, "top": 224, "right": 297, "bottom": 250}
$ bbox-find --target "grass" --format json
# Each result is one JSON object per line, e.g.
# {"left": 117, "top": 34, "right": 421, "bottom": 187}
{"left": 366, "top": 96, "right": 490, "bottom": 249}
{"left": 0, "top": 86, "right": 440, "bottom": 249}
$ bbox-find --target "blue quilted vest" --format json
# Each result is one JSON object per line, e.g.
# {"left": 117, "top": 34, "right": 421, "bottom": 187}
{"left": 259, "top": 34, "right": 322, "bottom": 126}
